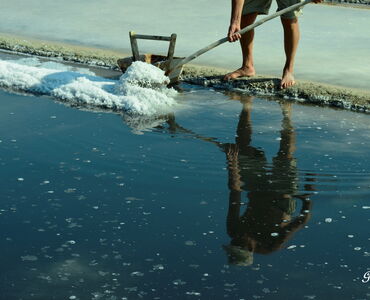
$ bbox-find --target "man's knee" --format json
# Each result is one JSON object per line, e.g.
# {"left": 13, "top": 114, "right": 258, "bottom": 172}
{"left": 241, "top": 13, "right": 258, "bottom": 26}
{"left": 280, "top": 16, "right": 299, "bottom": 27}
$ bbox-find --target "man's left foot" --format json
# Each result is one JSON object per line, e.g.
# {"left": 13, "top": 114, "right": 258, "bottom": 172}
{"left": 280, "top": 70, "right": 295, "bottom": 89}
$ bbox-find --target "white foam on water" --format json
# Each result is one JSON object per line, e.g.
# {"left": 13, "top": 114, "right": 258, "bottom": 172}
{"left": 0, "top": 59, "right": 177, "bottom": 116}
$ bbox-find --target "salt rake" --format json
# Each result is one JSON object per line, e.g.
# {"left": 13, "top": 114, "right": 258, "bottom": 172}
{"left": 118, "top": 0, "right": 313, "bottom": 83}
{"left": 117, "top": 31, "right": 185, "bottom": 83}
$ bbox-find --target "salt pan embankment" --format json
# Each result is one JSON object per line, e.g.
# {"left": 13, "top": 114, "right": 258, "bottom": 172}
{"left": 0, "top": 33, "right": 369, "bottom": 113}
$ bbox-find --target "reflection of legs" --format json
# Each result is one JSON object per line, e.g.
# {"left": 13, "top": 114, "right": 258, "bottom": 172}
{"left": 236, "top": 97, "right": 253, "bottom": 148}
{"left": 277, "top": 102, "right": 295, "bottom": 158}
{"left": 224, "top": 13, "right": 258, "bottom": 80}
{"left": 226, "top": 190, "right": 242, "bottom": 238}
{"left": 280, "top": 17, "right": 300, "bottom": 89}
{"left": 272, "top": 102, "right": 297, "bottom": 200}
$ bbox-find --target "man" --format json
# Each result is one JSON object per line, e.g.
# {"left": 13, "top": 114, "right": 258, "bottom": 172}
{"left": 225, "top": 0, "right": 322, "bottom": 88}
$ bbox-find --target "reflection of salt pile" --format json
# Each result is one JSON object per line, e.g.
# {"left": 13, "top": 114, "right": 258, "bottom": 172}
{"left": 0, "top": 58, "right": 177, "bottom": 116}
{"left": 122, "top": 113, "right": 169, "bottom": 135}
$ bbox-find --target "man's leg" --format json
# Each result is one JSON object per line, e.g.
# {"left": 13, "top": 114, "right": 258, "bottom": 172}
{"left": 280, "top": 17, "right": 300, "bottom": 89}
{"left": 224, "top": 13, "right": 258, "bottom": 81}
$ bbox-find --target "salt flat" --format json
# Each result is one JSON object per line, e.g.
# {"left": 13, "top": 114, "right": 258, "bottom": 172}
{"left": 1, "top": 0, "right": 369, "bottom": 90}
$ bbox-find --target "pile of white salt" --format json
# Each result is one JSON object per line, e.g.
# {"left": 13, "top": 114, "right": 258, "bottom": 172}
{"left": 0, "top": 59, "right": 177, "bottom": 115}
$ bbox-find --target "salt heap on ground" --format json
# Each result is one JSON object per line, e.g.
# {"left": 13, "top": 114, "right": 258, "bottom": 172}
{"left": 115, "top": 61, "right": 176, "bottom": 114}
{"left": 0, "top": 59, "right": 177, "bottom": 115}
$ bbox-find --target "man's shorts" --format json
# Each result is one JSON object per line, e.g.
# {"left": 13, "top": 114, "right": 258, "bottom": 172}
{"left": 242, "top": 0, "right": 303, "bottom": 19}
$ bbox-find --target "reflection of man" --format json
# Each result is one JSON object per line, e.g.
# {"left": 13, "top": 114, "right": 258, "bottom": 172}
{"left": 225, "top": 0, "right": 323, "bottom": 88}
{"left": 137, "top": 95, "right": 313, "bottom": 266}
{"left": 221, "top": 96, "right": 312, "bottom": 266}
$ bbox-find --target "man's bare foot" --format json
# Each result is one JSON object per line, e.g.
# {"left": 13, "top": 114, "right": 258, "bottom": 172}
{"left": 280, "top": 69, "right": 295, "bottom": 89}
{"left": 224, "top": 66, "right": 255, "bottom": 81}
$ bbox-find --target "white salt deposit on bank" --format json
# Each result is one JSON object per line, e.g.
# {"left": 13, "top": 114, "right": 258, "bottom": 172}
{"left": 8, "top": 57, "right": 96, "bottom": 75}
{"left": 0, "top": 59, "right": 177, "bottom": 115}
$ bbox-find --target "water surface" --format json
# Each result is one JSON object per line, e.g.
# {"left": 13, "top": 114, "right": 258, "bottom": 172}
{"left": 0, "top": 82, "right": 369, "bottom": 299}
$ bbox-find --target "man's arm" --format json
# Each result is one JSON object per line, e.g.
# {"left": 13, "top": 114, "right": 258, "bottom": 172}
{"left": 228, "top": 0, "right": 245, "bottom": 42}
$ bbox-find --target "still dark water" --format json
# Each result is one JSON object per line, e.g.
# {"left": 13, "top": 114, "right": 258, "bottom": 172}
{"left": 0, "top": 87, "right": 369, "bottom": 300}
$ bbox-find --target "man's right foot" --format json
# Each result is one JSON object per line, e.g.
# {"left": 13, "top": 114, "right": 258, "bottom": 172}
{"left": 224, "top": 66, "right": 255, "bottom": 81}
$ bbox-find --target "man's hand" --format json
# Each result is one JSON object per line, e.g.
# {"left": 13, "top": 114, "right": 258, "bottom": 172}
{"left": 228, "top": 22, "right": 242, "bottom": 42}
{"left": 226, "top": 143, "right": 239, "bottom": 161}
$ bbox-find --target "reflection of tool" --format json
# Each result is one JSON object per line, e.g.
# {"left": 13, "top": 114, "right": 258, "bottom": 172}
{"left": 118, "top": 0, "right": 313, "bottom": 83}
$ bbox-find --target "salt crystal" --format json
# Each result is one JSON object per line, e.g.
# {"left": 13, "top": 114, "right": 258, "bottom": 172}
{"left": 185, "top": 240, "right": 196, "bottom": 246}
{"left": 287, "top": 245, "right": 297, "bottom": 250}
{"left": 21, "top": 255, "right": 38, "bottom": 261}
